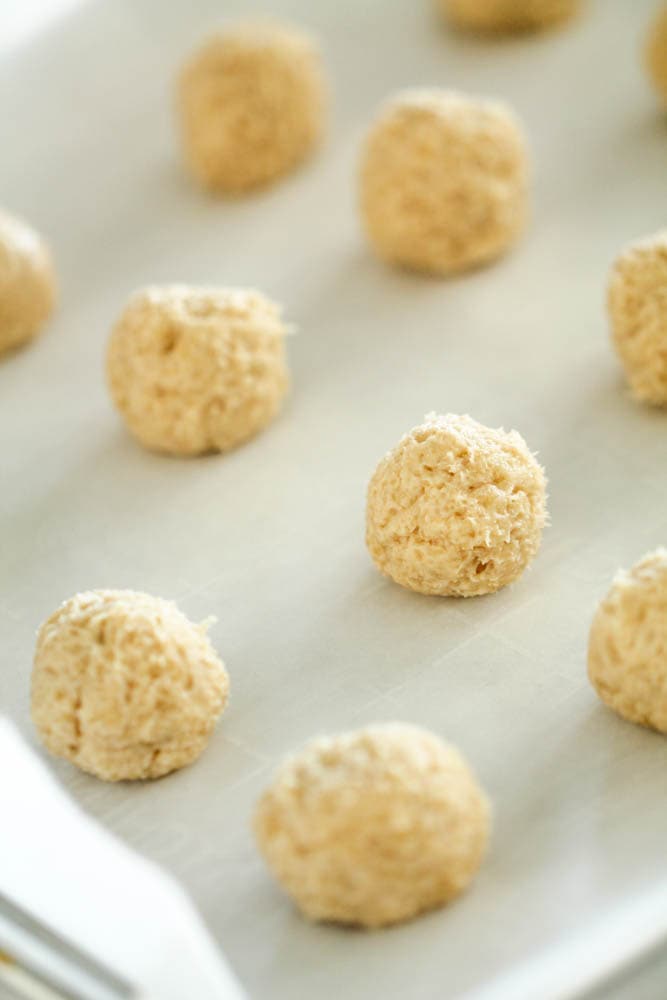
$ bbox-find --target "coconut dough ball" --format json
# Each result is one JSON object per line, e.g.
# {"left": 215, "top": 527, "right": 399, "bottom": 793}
{"left": 366, "top": 414, "right": 547, "bottom": 597}
{"left": 177, "top": 20, "right": 327, "bottom": 193}
{"left": 608, "top": 231, "right": 667, "bottom": 406}
{"left": 645, "top": 6, "right": 667, "bottom": 104}
{"left": 440, "top": 0, "right": 581, "bottom": 32}
{"left": 107, "top": 286, "right": 289, "bottom": 455}
{"left": 359, "top": 90, "right": 529, "bottom": 276}
{"left": 31, "top": 590, "right": 229, "bottom": 781}
{"left": 254, "top": 723, "right": 490, "bottom": 927}
{"left": 588, "top": 550, "right": 667, "bottom": 733}
{"left": 0, "top": 209, "right": 56, "bottom": 355}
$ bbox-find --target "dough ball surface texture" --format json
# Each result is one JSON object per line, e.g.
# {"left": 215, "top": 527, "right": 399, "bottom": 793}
{"left": 31, "top": 590, "right": 229, "bottom": 781}
{"left": 106, "top": 286, "right": 289, "bottom": 455}
{"left": 646, "top": 6, "right": 667, "bottom": 104}
{"left": 366, "top": 414, "right": 547, "bottom": 597}
{"left": 359, "top": 89, "right": 529, "bottom": 275}
{"left": 177, "top": 19, "right": 327, "bottom": 192}
{"left": 254, "top": 723, "right": 490, "bottom": 928}
{"left": 588, "top": 550, "right": 667, "bottom": 733}
{"left": 0, "top": 210, "right": 56, "bottom": 354}
{"left": 608, "top": 231, "right": 667, "bottom": 405}
{"left": 440, "top": 0, "right": 581, "bottom": 31}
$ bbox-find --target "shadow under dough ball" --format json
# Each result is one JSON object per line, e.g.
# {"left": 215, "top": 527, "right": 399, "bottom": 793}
{"left": 0, "top": 209, "right": 56, "bottom": 355}
{"left": 608, "top": 230, "right": 667, "bottom": 406}
{"left": 439, "top": 0, "right": 582, "bottom": 32}
{"left": 366, "top": 413, "right": 547, "bottom": 597}
{"left": 177, "top": 19, "right": 327, "bottom": 193}
{"left": 106, "top": 285, "right": 290, "bottom": 456}
{"left": 359, "top": 89, "right": 529, "bottom": 276}
{"left": 31, "top": 590, "right": 229, "bottom": 781}
{"left": 588, "top": 549, "right": 667, "bottom": 733}
{"left": 254, "top": 723, "right": 490, "bottom": 928}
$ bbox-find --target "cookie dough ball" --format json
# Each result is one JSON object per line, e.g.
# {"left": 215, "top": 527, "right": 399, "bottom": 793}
{"left": 608, "top": 231, "right": 667, "bottom": 406}
{"left": 254, "top": 723, "right": 490, "bottom": 927}
{"left": 439, "top": 0, "right": 581, "bottom": 32}
{"left": 588, "top": 550, "right": 667, "bottom": 733}
{"left": 31, "top": 590, "right": 229, "bottom": 781}
{"left": 177, "top": 20, "right": 327, "bottom": 193}
{"left": 359, "top": 90, "right": 529, "bottom": 276}
{"left": 106, "top": 286, "right": 289, "bottom": 455}
{"left": 645, "top": 6, "right": 667, "bottom": 105}
{"left": 366, "top": 414, "right": 547, "bottom": 597}
{"left": 0, "top": 210, "right": 56, "bottom": 355}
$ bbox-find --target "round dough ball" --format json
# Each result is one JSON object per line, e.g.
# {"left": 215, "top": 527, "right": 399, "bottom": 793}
{"left": 254, "top": 723, "right": 490, "bottom": 928}
{"left": 439, "top": 0, "right": 581, "bottom": 32}
{"left": 106, "top": 285, "right": 289, "bottom": 456}
{"left": 31, "top": 590, "right": 229, "bottom": 781}
{"left": 645, "top": 6, "right": 667, "bottom": 104}
{"left": 608, "top": 231, "right": 667, "bottom": 406}
{"left": 588, "top": 549, "right": 667, "bottom": 733}
{"left": 366, "top": 413, "right": 547, "bottom": 597}
{"left": 359, "top": 90, "right": 529, "bottom": 276}
{"left": 177, "top": 19, "right": 327, "bottom": 193}
{"left": 0, "top": 209, "right": 56, "bottom": 355}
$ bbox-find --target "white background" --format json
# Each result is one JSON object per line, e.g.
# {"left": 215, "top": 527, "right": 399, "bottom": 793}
{"left": 0, "top": 0, "right": 83, "bottom": 53}
{"left": 1, "top": 1, "right": 667, "bottom": 997}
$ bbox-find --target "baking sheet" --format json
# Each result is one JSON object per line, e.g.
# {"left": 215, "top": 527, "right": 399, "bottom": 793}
{"left": 1, "top": 1, "right": 666, "bottom": 997}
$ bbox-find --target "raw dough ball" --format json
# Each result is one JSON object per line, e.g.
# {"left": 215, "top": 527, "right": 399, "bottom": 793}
{"left": 366, "top": 414, "right": 547, "bottom": 597}
{"left": 177, "top": 19, "right": 327, "bottom": 193}
{"left": 588, "top": 550, "right": 667, "bottom": 733}
{"left": 645, "top": 6, "right": 667, "bottom": 104}
{"left": 31, "top": 590, "right": 229, "bottom": 781}
{"left": 0, "top": 209, "right": 56, "bottom": 354}
{"left": 608, "top": 231, "right": 667, "bottom": 406}
{"left": 254, "top": 723, "right": 490, "bottom": 927}
{"left": 359, "top": 90, "right": 529, "bottom": 276}
{"left": 106, "top": 285, "right": 289, "bottom": 455}
{"left": 439, "top": 0, "right": 581, "bottom": 32}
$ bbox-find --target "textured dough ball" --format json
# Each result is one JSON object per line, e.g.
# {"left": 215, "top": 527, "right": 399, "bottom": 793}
{"left": 645, "top": 6, "right": 667, "bottom": 104}
{"left": 439, "top": 0, "right": 581, "bottom": 32}
{"left": 359, "top": 89, "right": 529, "bottom": 275}
{"left": 254, "top": 723, "right": 490, "bottom": 928}
{"left": 0, "top": 209, "right": 56, "bottom": 354}
{"left": 366, "top": 414, "right": 547, "bottom": 597}
{"left": 177, "top": 20, "right": 327, "bottom": 193}
{"left": 31, "top": 590, "right": 229, "bottom": 781}
{"left": 608, "top": 231, "right": 667, "bottom": 406}
{"left": 106, "top": 285, "right": 289, "bottom": 455}
{"left": 588, "top": 550, "right": 667, "bottom": 733}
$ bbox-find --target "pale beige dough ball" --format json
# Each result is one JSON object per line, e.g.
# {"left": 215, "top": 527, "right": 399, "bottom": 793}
{"left": 106, "top": 285, "right": 289, "bottom": 456}
{"left": 177, "top": 20, "right": 327, "bottom": 193}
{"left": 439, "top": 0, "right": 582, "bottom": 32}
{"left": 645, "top": 6, "right": 667, "bottom": 104}
{"left": 608, "top": 231, "right": 667, "bottom": 406}
{"left": 0, "top": 209, "right": 56, "bottom": 355}
{"left": 254, "top": 723, "right": 490, "bottom": 928}
{"left": 359, "top": 89, "right": 529, "bottom": 275}
{"left": 589, "top": 550, "right": 667, "bottom": 733}
{"left": 31, "top": 590, "right": 229, "bottom": 781}
{"left": 366, "top": 414, "right": 547, "bottom": 597}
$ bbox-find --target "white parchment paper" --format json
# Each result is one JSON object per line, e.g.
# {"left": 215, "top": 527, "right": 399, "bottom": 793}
{"left": 1, "top": 1, "right": 666, "bottom": 997}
